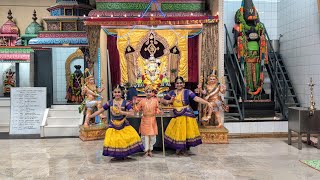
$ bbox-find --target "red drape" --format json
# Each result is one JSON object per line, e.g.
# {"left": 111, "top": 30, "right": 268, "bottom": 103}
{"left": 188, "top": 36, "right": 199, "bottom": 82}
{"left": 107, "top": 35, "right": 121, "bottom": 86}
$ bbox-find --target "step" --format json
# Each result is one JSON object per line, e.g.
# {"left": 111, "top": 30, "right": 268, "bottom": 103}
{"left": 51, "top": 105, "right": 80, "bottom": 110}
{"left": 224, "top": 97, "right": 236, "bottom": 100}
{"left": 46, "top": 117, "right": 82, "bottom": 126}
{"left": 285, "top": 102, "right": 300, "bottom": 106}
{"left": 42, "top": 125, "right": 80, "bottom": 137}
{"left": 225, "top": 113, "right": 240, "bottom": 116}
{"left": 48, "top": 109, "right": 80, "bottom": 117}
{"left": 227, "top": 104, "right": 238, "bottom": 108}
{"left": 277, "top": 79, "right": 288, "bottom": 82}
{"left": 276, "top": 72, "right": 287, "bottom": 75}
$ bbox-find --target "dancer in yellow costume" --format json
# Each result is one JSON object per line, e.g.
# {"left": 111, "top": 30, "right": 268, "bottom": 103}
{"left": 87, "top": 85, "right": 144, "bottom": 159}
{"left": 161, "top": 77, "right": 212, "bottom": 155}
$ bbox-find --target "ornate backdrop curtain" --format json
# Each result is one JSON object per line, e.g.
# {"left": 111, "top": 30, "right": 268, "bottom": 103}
{"left": 107, "top": 35, "right": 121, "bottom": 86}
{"left": 188, "top": 36, "right": 199, "bottom": 83}
{"left": 201, "top": 23, "right": 219, "bottom": 80}
{"left": 85, "top": 25, "right": 101, "bottom": 62}
{"left": 117, "top": 29, "right": 189, "bottom": 83}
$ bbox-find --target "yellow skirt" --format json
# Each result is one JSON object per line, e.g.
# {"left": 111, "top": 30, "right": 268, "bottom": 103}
{"left": 164, "top": 115, "right": 202, "bottom": 150}
{"left": 103, "top": 120, "right": 144, "bottom": 158}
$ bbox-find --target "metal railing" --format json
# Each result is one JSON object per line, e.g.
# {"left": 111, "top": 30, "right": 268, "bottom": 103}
{"left": 262, "top": 23, "right": 290, "bottom": 117}
{"left": 224, "top": 24, "right": 246, "bottom": 120}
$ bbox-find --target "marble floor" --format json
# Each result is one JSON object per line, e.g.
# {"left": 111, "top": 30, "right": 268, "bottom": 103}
{"left": 0, "top": 138, "right": 320, "bottom": 180}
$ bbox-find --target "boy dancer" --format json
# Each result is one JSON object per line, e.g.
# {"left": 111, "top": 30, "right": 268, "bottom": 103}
{"left": 134, "top": 85, "right": 160, "bottom": 157}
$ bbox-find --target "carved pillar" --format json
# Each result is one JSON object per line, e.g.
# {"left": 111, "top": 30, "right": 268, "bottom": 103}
{"left": 100, "top": 29, "right": 108, "bottom": 106}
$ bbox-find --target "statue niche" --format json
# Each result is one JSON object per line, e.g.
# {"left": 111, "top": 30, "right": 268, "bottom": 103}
{"left": 66, "top": 65, "right": 84, "bottom": 103}
{"left": 65, "top": 49, "right": 85, "bottom": 103}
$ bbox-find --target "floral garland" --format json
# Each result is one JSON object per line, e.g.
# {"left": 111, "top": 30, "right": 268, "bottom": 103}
{"left": 236, "top": 7, "right": 266, "bottom": 96}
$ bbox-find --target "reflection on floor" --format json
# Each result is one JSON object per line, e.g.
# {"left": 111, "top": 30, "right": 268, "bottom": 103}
{"left": 0, "top": 138, "right": 320, "bottom": 179}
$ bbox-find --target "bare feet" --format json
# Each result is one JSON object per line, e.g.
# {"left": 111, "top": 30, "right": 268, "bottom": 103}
{"left": 83, "top": 121, "right": 89, "bottom": 127}
{"left": 176, "top": 149, "right": 183, "bottom": 156}
{"left": 110, "top": 157, "right": 124, "bottom": 161}
{"left": 217, "top": 123, "right": 223, "bottom": 128}
{"left": 182, "top": 151, "right": 189, "bottom": 157}
{"left": 143, "top": 152, "right": 149, "bottom": 157}
{"left": 148, "top": 151, "right": 153, "bottom": 157}
{"left": 201, "top": 116, "right": 209, "bottom": 122}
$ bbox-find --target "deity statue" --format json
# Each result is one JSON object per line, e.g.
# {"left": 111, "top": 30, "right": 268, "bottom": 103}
{"left": 66, "top": 65, "right": 84, "bottom": 103}
{"left": 135, "top": 70, "right": 144, "bottom": 88}
{"left": 161, "top": 68, "right": 170, "bottom": 87}
{"left": 233, "top": 0, "right": 268, "bottom": 97}
{"left": 198, "top": 70, "right": 229, "bottom": 128}
{"left": 3, "top": 69, "right": 15, "bottom": 97}
{"left": 80, "top": 70, "right": 106, "bottom": 126}
{"left": 0, "top": 38, "right": 8, "bottom": 46}
{"left": 84, "top": 54, "right": 94, "bottom": 75}
{"left": 141, "top": 58, "right": 163, "bottom": 90}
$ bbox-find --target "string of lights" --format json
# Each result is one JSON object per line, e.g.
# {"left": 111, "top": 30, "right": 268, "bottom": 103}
{"left": 102, "top": 0, "right": 203, "bottom": 39}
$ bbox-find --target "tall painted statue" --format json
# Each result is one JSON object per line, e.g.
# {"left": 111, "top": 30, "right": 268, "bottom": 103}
{"left": 233, "top": 0, "right": 268, "bottom": 97}
{"left": 66, "top": 65, "right": 84, "bottom": 103}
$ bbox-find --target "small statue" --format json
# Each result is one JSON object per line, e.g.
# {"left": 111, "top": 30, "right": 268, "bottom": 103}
{"left": 136, "top": 71, "right": 144, "bottom": 88}
{"left": 3, "top": 69, "right": 15, "bottom": 97}
{"left": 0, "top": 38, "right": 8, "bottom": 46}
{"left": 161, "top": 68, "right": 170, "bottom": 87}
{"left": 80, "top": 70, "right": 106, "bottom": 126}
{"left": 66, "top": 65, "right": 84, "bottom": 103}
{"left": 198, "top": 70, "right": 229, "bottom": 128}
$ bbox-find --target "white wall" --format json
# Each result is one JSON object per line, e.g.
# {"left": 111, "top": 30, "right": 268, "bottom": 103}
{"left": 224, "top": 0, "right": 279, "bottom": 46}
{"left": 52, "top": 48, "right": 84, "bottom": 104}
{"left": 278, "top": 0, "right": 320, "bottom": 107}
{"left": 19, "top": 63, "right": 30, "bottom": 87}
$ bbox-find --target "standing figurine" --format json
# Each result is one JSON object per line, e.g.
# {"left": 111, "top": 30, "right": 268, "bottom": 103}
{"left": 66, "top": 65, "right": 84, "bottom": 103}
{"left": 198, "top": 70, "right": 229, "bottom": 128}
{"left": 134, "top": 85, "right": 161, "bottom": 157}
{"left": 3, "top": 69, "right": 15, "bottom": 97}
{"left": 81, "top": 74, "right": 105, "bottom": 126}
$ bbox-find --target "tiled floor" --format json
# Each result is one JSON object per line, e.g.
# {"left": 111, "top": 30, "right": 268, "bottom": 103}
{"left": 0, "top": 138, "right": 319, "bottom": 179}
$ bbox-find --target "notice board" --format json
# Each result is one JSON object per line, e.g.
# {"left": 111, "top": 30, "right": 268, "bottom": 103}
{"left": 9, "top": 87, "right": 46, "bottom": 135}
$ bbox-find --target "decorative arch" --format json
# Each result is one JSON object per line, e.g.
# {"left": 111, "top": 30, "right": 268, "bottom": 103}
{"left": 65, "top": 48, "right": 84, "bottom": 92}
